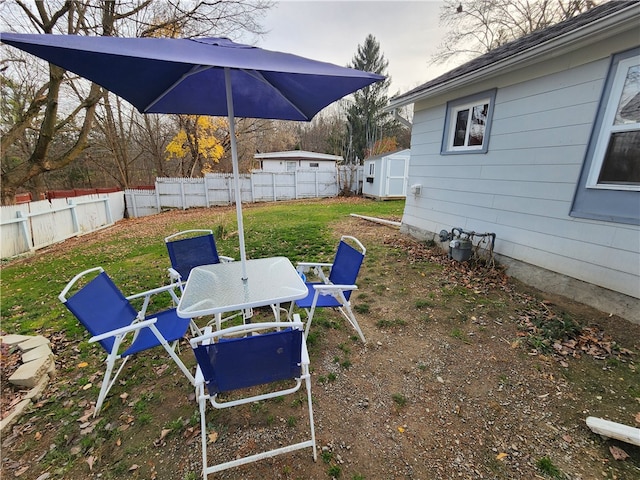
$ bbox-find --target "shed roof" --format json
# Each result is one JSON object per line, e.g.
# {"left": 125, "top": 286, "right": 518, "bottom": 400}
{"left": 388, "top": 1, "right": 639, "bottom": 109}
{"left": 253, "top": 150, "right": 342, "bottom": 161}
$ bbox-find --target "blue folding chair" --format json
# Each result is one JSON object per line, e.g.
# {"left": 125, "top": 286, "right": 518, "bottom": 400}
{"left": 165, "top": 229, "right": 250, "bottom": 329}
{"left": 290, "top": 235, "right": 367, "bottom": 342}
{"left": 165, "top": 229, "right": 234, "bottom": 292}
{"left": 190, "top": 317, "right": 316, "bottom": 477}
{"left": 59, "top": 267, "right": 195, "bottom": 417}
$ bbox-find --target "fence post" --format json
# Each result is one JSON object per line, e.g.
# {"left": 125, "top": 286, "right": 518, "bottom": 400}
{"left": 102, "top": 196, "right": 113, "bottom": 224}
{"left": 270, "top": 172, "right": 276, "bottom": 201}
{"left": 155, "top": 180, "right": 161, "bottom": 213}
{"left": 16, "top": 211, "right": 33, "bottom": 251}
{"left": 179, "top": 178, "right": 186, "bottom": 210}
{"left": 68, "top": 199, "right": 80, "bottom": 235}
{"left": 294, "top": 171, "right": 299, "bottom": 199}
{"left": 204, "top": 176, "right": 210, "bottom": 207}
{"left": 225, "top": 175, "right": 230, "bottom": 204}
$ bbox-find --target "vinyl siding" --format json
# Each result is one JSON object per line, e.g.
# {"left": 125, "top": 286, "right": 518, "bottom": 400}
{"left": 403, "top": 56, "right": 640, "bottom": 299}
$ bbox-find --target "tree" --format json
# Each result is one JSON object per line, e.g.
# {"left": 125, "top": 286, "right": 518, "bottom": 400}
{"left": 165, "top": 115, "right": 226, "bottom": 176}
{"left": 344, "top": 34, "right": 403, "bottom": 164}
{"left": 0, "top": 0, "right": 274, "bottom": 204}
{"left": 433, "top": 0, "right": 600, "bottom": 65}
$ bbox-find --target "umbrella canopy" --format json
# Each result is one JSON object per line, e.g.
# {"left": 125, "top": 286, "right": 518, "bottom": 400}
{"left": 1, "top": 33, "right": 384, "bottom": 279}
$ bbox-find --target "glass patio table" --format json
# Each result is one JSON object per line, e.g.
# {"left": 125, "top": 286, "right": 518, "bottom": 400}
{"left": 176, "top": 257, "right": 308, "bottom": 322}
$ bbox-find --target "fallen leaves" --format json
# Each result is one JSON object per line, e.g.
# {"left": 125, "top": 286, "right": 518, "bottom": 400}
{"left": 609, "top": 445, "right": 629, "bottom": 461}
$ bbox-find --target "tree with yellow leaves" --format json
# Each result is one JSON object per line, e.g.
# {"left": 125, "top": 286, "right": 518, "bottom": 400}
{"left": 165, "top": 115, "right": 227, "bottom": 177}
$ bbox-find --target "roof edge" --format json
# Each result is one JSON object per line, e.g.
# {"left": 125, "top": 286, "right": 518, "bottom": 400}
{"left": 387, "top": 2, "right": 639, "bottom": 110}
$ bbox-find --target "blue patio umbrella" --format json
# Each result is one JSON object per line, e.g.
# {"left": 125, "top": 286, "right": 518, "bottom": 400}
{"left": 1, "top": 33, "right": 384, "bottom": 280}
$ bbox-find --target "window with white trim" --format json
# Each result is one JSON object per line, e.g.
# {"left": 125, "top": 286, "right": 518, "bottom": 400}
{"left": 571, "top": 48, "right": 640, "bottom": 225}
{"left": 586, "top": 57, "right": 640, "bottom": 190}
{"left": 442, "top": 90, "right": 496, "bottom": 154}
{"left": 285, "top": 161, "right": 296, "bottom": 172}
{"left": 310, "top": 162, "right": 319, "bottom": 168}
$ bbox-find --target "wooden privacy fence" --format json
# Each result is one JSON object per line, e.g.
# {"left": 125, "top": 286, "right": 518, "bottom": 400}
{"left": 0, "top": 192, "right": 125, "bottom": 259}
{"left": 125, "top": 167, "right": 364, "bottom": 218}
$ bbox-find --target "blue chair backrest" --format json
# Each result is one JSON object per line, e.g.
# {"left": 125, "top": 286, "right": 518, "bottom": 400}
{"left": 64, "top": 271, "right": 138, "bottom": 353}
{"left": 192, "top": 328, "right": 302, "bottom": 396}
{"left": 328, "top": 240, "right": 364, "bottom": 301}
{"left": 167, "top": 234, "right": 220, "bottom": 279}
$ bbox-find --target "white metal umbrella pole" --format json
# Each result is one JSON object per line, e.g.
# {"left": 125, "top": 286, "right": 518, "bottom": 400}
{"left": 225, "top": 67, "right": 248, "bottom": 281}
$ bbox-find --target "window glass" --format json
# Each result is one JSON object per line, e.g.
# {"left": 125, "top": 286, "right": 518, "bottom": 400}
{"left": 442, "top": 90, "right": 495, "bottom": 154}
{"left": 587, "top": 58, "right": 640, "bottom": 190}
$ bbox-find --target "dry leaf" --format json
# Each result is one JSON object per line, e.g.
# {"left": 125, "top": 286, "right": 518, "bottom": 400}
{"left": 496, "top": 452, "right": 508, "bottom": 461}
{"left": 14, "top": 465, "right": 29, "bottom": 476}
{"left": 77, "top": 362, "right": 89, "bottom": 368}
{"left": 154, "top": 428, "right": 172, "bottom": 446}
{"left": 34, "top": 431, "right": 42, "bottom": 441}
{"left": 397, "top": 426, "right": 405, "bottom": 433}
{"left": 634, "top": 412, "right": 640, "bottom": 425}
{"left": 82, "top": 383, "right": 92, "bottom": 390}
{"left": 119, "top": 392, "right": 129, "bottom": 402}
{"left": 129, "top": 464, "right": 139, "bottom": 471}
{"left": 116, "top": 438, "right": 121, "bottom": 447}
{"left": 86, "top": 455, "right": 95, "bottom": 471}
{"left": 208, "top": 431, "right": 219, "bottom": 443}
{"left": 562, "top": 434, "right": 572, "bottom": 443}
{"left": 609, "top": 445, "right": 629, "bottom": 460}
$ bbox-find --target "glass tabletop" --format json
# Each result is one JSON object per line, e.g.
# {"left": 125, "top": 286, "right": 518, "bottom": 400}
{"left": 176, "top": 257, "right": 308, "bottom": 318}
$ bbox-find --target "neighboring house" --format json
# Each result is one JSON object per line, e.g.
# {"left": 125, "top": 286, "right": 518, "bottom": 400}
{"left": 254, "top": 150, "right": 342, "bottom": 172}
{"left": 387, "top": 1, "right": 639, "bottom": 322}
{"left": 363, "top": 149, "right": 411, "bottom": 199}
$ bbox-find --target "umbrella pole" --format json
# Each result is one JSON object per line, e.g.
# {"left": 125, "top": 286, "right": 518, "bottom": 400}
{"left": 225, "top": 68, "right": 248, "bottom": 281}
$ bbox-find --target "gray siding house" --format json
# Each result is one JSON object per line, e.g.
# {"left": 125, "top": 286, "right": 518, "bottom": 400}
{"left": 387, "top": 1, "right": 639, "bottom": 322}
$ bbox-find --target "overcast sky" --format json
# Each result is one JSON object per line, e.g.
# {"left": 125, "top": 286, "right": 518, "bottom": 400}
{"left": 244, "top": 0, "right": 451, "bottom": 96}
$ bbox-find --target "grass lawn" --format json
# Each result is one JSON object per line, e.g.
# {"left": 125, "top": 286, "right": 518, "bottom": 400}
{"left": 0, "top": 197, "right": 404, "bottom": 335}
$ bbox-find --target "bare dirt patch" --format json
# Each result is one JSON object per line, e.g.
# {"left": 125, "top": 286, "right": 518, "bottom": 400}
{"left": 1, "top": 205, "right": 639, "bottom": 480}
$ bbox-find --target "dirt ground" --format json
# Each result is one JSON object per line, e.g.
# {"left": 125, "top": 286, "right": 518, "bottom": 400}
{"left": 1, "top": 206, "right": 639, "bottom": 480}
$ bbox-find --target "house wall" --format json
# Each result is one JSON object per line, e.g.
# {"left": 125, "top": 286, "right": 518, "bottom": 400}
{"left": 402, "top": 34, "right": 640, "bottom": 311}
{"left": 260, "top": 159, "right": 336, "bottom": 172}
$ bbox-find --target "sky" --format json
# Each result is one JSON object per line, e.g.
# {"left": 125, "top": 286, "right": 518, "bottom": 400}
{"left": 244, "top": 0, "right": 452, "bottom": 96}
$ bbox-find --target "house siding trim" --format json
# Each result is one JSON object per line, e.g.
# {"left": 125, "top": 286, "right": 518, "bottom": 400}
{"left": 570, "top": 47, "right": 640, "bottom": 225}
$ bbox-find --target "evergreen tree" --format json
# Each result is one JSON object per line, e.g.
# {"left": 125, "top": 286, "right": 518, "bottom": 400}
{"left": 345, "top": 34, "right": 397, "bottom": 164}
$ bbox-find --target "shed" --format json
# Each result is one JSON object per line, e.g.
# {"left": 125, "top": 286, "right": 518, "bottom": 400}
{"left": 254, "top": 150, "right": 341, "bottom": 172}
{"left": 362, "top": 149, "right": 410, "bottom": 199}
{"left": 386, "top": 1, "right": 639, "bottom": 322}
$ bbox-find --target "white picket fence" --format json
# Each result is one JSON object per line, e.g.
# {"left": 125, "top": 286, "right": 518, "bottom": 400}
{"left": 0, "top": 167, "right": 362, "bottom": 258}
{"left": 125, "top": 167, "right": 363, "bottom": 218}
{"left": 0, "top": 192, "right": 125, "bottom": 259}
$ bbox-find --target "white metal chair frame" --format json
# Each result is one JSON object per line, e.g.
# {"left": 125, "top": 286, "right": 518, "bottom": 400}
{"left": 59, "top": 267, "right": 195, "bottom": 417}
{"left": 290, "top": 235, "right": 367, "bottom": 342}
{"left": 190, "top": 317, "right": 317, "bottom": 477}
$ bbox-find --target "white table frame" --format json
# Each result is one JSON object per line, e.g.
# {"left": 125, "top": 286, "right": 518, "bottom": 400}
{"left": 176, "top": 257, "right": 308, "bottom": 325}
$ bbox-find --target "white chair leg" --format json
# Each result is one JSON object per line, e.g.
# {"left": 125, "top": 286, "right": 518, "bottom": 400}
{"left": 305, "top": 372, "right": 317, "bottom": 461}
{"left": 199, "top": 387, "right": 209, "bottom": 480}
{"left": 94, "top": 354, "right": 128, "bottom": 417}
{"left": 338, "top": 304, "right": 366, "bottom": 343}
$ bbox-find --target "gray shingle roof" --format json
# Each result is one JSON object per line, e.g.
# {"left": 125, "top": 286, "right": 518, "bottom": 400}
{"left": 391, "top": 0, "right": 639, "bottom": 104}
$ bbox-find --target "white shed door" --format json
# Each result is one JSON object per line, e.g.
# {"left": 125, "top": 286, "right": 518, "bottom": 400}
{"left": 385, "top": 158, "right": 407, "bottom": 196}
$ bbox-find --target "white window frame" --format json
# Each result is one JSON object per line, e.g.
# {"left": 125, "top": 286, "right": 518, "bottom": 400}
{"left": 441, "top": 89, "right": 496, "bottom": 155}
{"left": 586, "top": 56, "right": 640, "bottom": 191}
{"left": 368, "top": 162, "right": 375, "bottom": 176}
{"left": 285, "top": 161, "right": 296, "bottom": 172}
{"left": 309, "top": 162, "right": 320, "bottom": 168}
